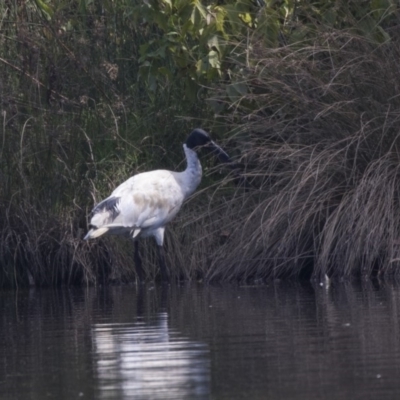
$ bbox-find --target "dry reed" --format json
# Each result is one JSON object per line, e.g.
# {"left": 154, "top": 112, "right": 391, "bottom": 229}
{"left": 199, "top": 28, "right": 400, "bottom": 282}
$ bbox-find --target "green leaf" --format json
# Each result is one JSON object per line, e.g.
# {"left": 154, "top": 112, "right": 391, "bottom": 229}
{"left": 239, "top": 12, "right": 253, "bottom": 26}
{"left": 214, "top": 7, "right": 227, "bottom": 35}
{"left": 191, "top": 5, "right": 201, "bottom": 28}
{"left": 207, "top": 35, "right": 221, "bottom": 53}
{"left": 194, "top": 0, "right": 208, "bottom": 19}
{"left": 196, "top": 57, "right": 209, "bottom": 75}
{"left": 34, "top": 0, "right": 54, "bottom": 19}
{"left": 207, "top": 98, "right": 226, "bottom": 113}
{"left": 148, "top": 74, "right": 157, "bottom": 92}
{"left": 223, "top": 4, "right": 243, "bottom": 30}
{"left": 232, "top": 82, "right": 248, "bottom": 95}
{"left": 375, "top": 25, "right": 391, "bottom": 43}
{"left": 208, "top": 50, "right": 220, "bottom": 70}
{"left": 157, "top": 66, "right": 173, "bottom": 79}
{"left": 322, "top": 9, "right": 336, "bottom": 25}
{"left": 162, "top": 0, "right": 173, "bottom": 9}
{"left": 226, "top": 82, "right": 248, "bottom": 101}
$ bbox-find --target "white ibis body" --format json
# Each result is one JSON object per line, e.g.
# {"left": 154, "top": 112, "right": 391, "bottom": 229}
{"left": 84, "top": 129, "right": 231, "bottom": 282}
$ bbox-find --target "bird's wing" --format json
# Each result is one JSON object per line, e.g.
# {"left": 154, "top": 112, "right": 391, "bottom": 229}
{"left": 117, "top": 171, "right": 184, "bottom": 228}
{"left": 89, "top": 170, "right": 184, "bottom": 231}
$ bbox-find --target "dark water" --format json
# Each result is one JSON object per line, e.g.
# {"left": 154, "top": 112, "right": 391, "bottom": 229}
{"left": 1, "top": 281, "right": 400, "bottom": 400}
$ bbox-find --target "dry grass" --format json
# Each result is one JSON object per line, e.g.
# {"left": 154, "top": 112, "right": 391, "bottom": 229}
{"left": 196, "top": 28, "right": 400, "bottom": 281}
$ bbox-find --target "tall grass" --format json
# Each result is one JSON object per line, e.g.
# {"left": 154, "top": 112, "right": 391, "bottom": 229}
{"left": 203, "top": 26, "right": 400, "bottom": 281}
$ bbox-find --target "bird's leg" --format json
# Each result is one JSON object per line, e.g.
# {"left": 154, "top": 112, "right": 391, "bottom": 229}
{"left": 153, "top": 227, "right": 169, "bottom": 282}
{"left": 157, "top": 245, "right": 169, "bottom": 283}
{"left": 134, "top": 241, "right": 146, "bottom": 282}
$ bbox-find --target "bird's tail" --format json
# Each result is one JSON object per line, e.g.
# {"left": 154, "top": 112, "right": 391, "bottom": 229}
{"left": 84, "top": 227, "right": 109, "bottom": 240}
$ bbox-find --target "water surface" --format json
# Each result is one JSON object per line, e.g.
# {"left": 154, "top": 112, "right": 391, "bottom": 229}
{"left": 1, "top": 281, "right": 400, "bottom": 399}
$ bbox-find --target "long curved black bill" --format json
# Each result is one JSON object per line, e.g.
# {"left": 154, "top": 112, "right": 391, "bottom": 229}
{"left": 208, "top": 140, "right": 253, "bottom": 191}
{"left": 208, "top": 140, "right": 232, "bottom": 164}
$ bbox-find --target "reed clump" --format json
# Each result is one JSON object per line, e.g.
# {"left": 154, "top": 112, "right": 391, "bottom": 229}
{"left": 200, "top": 27, "right": 400, "bottom": 281}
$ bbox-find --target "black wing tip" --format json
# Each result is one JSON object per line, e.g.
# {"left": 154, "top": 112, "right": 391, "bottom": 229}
{"left": 93, "top": 196, "right": 121, "bottom": 219}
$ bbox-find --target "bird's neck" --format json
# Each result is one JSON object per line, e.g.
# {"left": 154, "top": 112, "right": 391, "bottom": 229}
{"left": 182, "top": 144, "right": 202, "bottom": 197}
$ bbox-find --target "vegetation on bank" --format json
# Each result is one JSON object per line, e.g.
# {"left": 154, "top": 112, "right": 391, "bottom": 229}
{"left": 0, "top": 0, "right": 399, "bottom": 287}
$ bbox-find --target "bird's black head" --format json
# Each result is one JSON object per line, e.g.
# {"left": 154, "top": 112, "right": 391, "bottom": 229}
{"left": 185, "top": 128, "right": 212, "bottom": 150}
{"left": 185, "top": 128, "right": 231, "bottom": 164}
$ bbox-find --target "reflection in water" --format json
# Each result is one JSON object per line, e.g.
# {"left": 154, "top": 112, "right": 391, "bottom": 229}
{"left": 92, "top": 312, "right": 210, "bottom": 399}
{"left": 168, "top": 282, "right": 400, "bottom": 400}
{"left": 2, "top": 282, "right": 400, "bottom": 399}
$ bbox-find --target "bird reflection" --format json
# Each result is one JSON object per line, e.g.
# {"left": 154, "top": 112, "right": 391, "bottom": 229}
{"left": 92, "top": 289, "right": 210, "bottom": 400}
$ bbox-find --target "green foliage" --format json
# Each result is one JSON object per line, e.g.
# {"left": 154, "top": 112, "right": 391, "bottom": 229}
{"left": 119, "top": 0, "right": 398, "bottom": 108}
{"left": 134, "top": 0, "right": 260, "bottom": 99}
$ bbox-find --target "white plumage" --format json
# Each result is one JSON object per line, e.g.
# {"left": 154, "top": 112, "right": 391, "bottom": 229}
{"left": 84, "top": 129, "right": 230, "bottom": 282}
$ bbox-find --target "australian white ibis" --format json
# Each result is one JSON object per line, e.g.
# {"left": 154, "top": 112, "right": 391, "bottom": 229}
{"left": 84, "top": 128, "right": 231, "bottom": 282}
